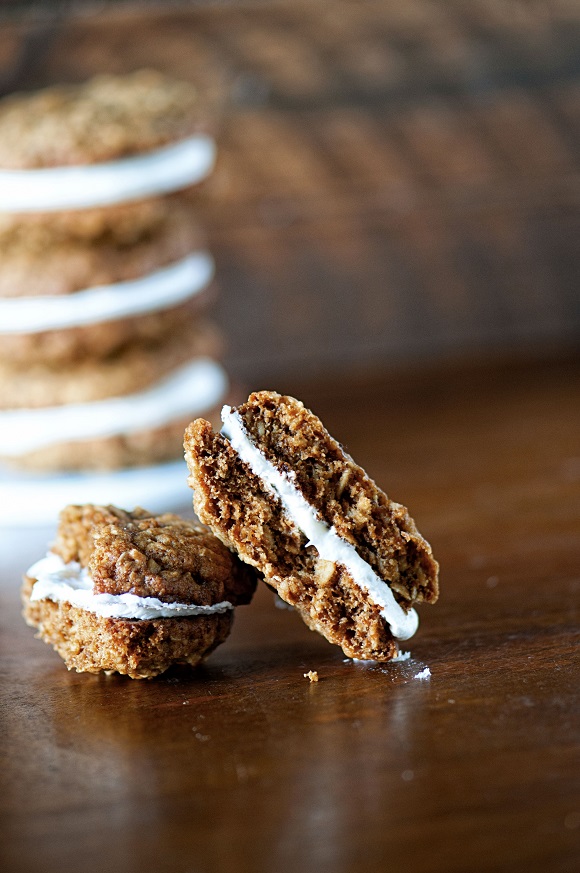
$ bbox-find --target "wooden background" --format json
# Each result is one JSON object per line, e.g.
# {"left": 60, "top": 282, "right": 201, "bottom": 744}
{"left": 1, "top": 0, "right": 579, "bottom": 381}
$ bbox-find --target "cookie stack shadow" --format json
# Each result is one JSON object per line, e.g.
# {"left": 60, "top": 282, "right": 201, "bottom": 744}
{"left": 0, "top": 70, "right": 231, "bottom": 524}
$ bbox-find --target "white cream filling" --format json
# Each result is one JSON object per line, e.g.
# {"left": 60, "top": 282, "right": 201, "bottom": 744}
{"left": 0, "top": 252, "right": 214, "bottom": 334}
{"left": 220, "top": 406, "right": 419, "bottom": 641}
{"left": 0, "top": 357, "right": 227, "bottom": 456}
{"left": 27, "top": 553, "right": 233, "bottom": 620}
{"left": 0, "top": 135, "right": 216, "bottom": 212}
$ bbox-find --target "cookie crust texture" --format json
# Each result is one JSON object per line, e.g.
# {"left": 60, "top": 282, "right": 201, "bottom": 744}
{"left": 54, "top": 504, "right": 254, "bottom": 606}
{"left": 0, "top": 204, "right": 204, "bottom": 299}
{"left": 0, "top": 196, "right": 179, "bottom": 247}
{"left": 0, "top": 70, "right": 210, "bottom": 242}
{"left": 22, "top": 504, "right": 256, "bottom": 678}
{"left": 0, "top": 69, "right": 204, "bottom": 169}
{"left": 0, "top": 293, "right": 215, "bottom": 368}
{"left": 0, "top": 315, "right": 222, "bottom": 409}
{"left": 184, "top": 392, "right": 439, "bottom": 661}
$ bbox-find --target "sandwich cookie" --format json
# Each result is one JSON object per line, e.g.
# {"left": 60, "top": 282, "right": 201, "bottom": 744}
{"left": 0, "top": 204, "right": 206, "bottom": 299}
{"left": 184, "top": 392, "right": 439, "bottom": 661}
{"left": 0, "top": 251, "right": 215, "bottom": 366}
{"left": 0, "top": 357, "right": 228, "bottom": 471}
{"left": 0, "top": 70, "right": 215, "bottom": 239}
{"left": 22, "top": 504, "right": 256, "bottom": 678}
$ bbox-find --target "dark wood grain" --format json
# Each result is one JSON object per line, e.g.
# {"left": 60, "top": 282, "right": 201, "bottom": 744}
{"left": 1, "top": 355, "right": 579, "bottom": 873}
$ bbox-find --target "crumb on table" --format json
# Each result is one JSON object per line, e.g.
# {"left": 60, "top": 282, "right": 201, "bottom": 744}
{"left": 304, "top": 670, "right": 319, "bottom": 682}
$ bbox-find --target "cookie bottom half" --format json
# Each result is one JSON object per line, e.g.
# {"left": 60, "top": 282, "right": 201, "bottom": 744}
{"left": 0, "top": 194, "right": 182, "bottom": 249}
{"left": 0, "top": 294, "right": 214, "bottom": 368}
{"left": 22, "top": 576, "right": 233, "bottom": 679}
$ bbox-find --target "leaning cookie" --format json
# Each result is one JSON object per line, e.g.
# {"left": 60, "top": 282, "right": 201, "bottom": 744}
{"left": 22, "top": 504, "right": 256, "bottom": 678}
{"left": 184, "top": 392, "right": 439, "bottom": 661}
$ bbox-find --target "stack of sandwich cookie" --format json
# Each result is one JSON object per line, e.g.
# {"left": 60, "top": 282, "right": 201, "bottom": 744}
{"left": 184, "top": 391, "right": 439, "bottom": 661}
{"left": 22, "top": 504, "right": 257, "bottom": 678}
{"left": 0, "top": 70, "right": 228, "bottom": 475}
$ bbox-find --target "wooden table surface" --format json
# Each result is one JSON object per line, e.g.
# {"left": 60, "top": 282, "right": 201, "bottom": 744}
{"left": 1, "top": 354, "right": 579, "bottom": 873}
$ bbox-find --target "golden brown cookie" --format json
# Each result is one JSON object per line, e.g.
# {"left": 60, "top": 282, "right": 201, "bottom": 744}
{"left": 0, "top": 70, "right": 205, "bottom": 169}
{"left": 184, "top": 392, "right": 439, "bottom": 661}
{"left": 0, "top": 359, "right": 231, "bottom": 472}
{"left": 22, "top": 504, "right": 256, "bottom": 678}
{"left": 0, "top": 202, "right": 214, "bottom": 367}
{"left": 0, "top": 196, "right": 176, "bottom": 248}
{"left": 0, "top": 70, "right": 214, "bottom": 241}
{"left": 0, "top": 203, "right": 204, "bottom": 298}
{"left": 0, "top": 292, "right": 215, "bottom": 368}
{"left": 0, "top": 315, "right": 222, "bottom": 409}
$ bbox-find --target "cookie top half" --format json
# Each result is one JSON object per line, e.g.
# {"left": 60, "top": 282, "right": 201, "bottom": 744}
{"left": 51, "top": 504, "right": 256, "bottom": 608}
{"left": 0, "top": 70, "right": 205, "bottom": 169}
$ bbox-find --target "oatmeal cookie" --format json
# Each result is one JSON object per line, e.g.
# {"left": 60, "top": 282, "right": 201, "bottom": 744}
{"left": 8, "top": 409, "right": 222, "bottom": 473}
{"left": 22, "top": 504, "right": 256, "bottom": 678}
{"left": 0, "top": 314, "right": 223, "bottom": 409}
{"left": 0, "top": 358, "right": 230, "bottom": 471}
{"left": 0, "top": 196, "right": 176, "bottom": 248}
{"left": 0, "top": 291, "right": 215, "bottom": 368}
{"left": 0, "top": 70, "right": 205, "bottom": 169}
{"left": 184, "top": 392, "right": 439, "bottom": 661}
{"left": 0, "top": 70, "right": 215, "bottom": 239}
{"left": 0, "top": 203, "right": 204, "bottom": 298}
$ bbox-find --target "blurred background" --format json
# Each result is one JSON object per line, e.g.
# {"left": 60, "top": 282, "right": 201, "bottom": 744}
{"left": 1, "top": 0, "right": 579, "bottom": 385}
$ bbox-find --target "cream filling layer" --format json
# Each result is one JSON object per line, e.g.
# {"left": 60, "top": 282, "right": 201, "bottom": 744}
{"left": 0, "top": 252, "right": 214, "bottom": 334}
{"left": 220, "top": 407, "right": 419, "bottom": 641}
{"left": 27, "top": 553, "right": 233, "bottom": 620}
{"left": 0, "top": 357, "right": 227, "bottom": 456}
{"left": 0, "top": 135, "right": 216, "bottom": 212}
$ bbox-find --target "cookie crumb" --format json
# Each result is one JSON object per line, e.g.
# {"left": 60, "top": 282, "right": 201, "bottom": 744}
{"left": 304, "top": 670, "right": 319, "bottom": 682}
{"left": 392, "top": 650, "right": 411, "bottom": 662}
{"left": 414, "top": 667, "right": 431, "bottom": 680}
